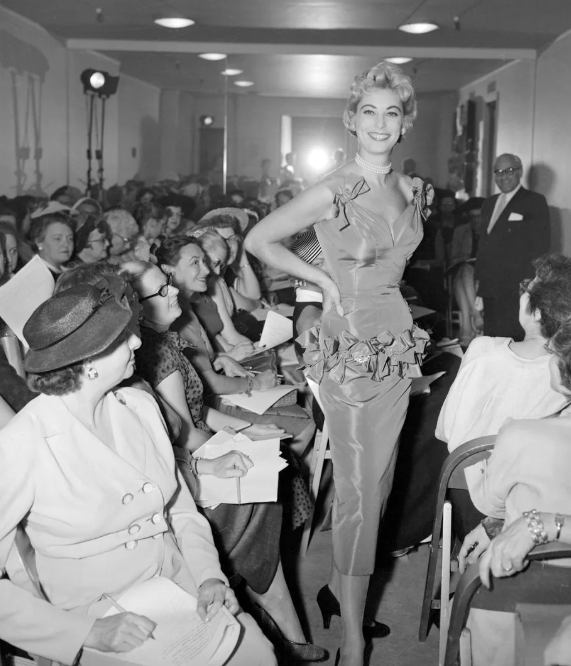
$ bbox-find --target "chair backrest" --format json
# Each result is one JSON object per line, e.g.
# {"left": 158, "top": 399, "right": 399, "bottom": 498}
{"left": 445, "top": 542, "right": 571, "bottom": 666}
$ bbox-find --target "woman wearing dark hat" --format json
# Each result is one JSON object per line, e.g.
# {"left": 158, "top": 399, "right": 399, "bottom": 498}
{"left": 0, "top": 277, "right": 276, "bottom": 665}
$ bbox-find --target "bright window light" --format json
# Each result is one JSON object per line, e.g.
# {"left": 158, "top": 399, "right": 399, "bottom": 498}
{"left": 385, "top": 57, "right": 413, "bottom": 64}
{"left": 221, "top": 68, "right": 243, "bottom": 76}
{"left": 154, "top": 17, "right": 195, "bottom": 28}
{"left": 398, "top": 22, "right": 438, "bottom": 34}
{"left": 307, "top": 148, "right": 329, "bottom": 172}
{"left": 199, "top": 53, "right": 227, "bottom": 61}
{"left": 234, "top": 80, "right": 254, "bottom": 87}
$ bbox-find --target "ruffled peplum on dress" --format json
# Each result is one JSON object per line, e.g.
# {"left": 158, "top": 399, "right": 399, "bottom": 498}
{"left": 297, "top": 171, "right": 429, "bottom": 575}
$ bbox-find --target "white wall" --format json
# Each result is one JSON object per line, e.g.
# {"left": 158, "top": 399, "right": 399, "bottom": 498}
{"left": 460, "top": 32, "right": 571, "bottom": 253}
{"left": 0, "top": 6, "right": 162, "bottom": 197}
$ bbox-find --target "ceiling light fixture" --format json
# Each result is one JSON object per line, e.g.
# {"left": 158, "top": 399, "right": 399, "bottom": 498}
{"left": 234, "top": 80, "right": 254, "bottom": 87}
{"left": 199, "top": 53, "right": 227, "bottom": 61}
{"left": 398, "top": 21, "right": 439, "bottom": 34}
{"left": 154, "top": 17, "right": 195, "bottom": 28}
{"left": 385, "top": 57, "right": 413, "bottom": 65}
{"left": 221, "top": 68, "right": 243, "bottom": 76}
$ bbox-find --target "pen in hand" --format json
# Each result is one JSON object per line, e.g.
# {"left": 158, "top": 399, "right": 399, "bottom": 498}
{"left": 102, "top": 593, "right": 156, "bottom": 640}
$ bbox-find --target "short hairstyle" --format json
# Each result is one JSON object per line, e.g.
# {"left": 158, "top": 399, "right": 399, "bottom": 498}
{"left": 527, "top": 254, "right": 571, "bottom": 339}
{"left": 119, "top": 260, "right": 156, "bottom": 297}
{"left": 155, "top": 236, "right": 201, "bottom": 268}
{"left": 29, "top": 213, "right": 75, "bottom": 252}
{"left": 191, "top": 229, "right": 228, "bottom": 259}
{"left": 0, "top": 222, "right": 18, "bottom": 243}
{"left": 133, "top": 201, "right": 166, "bottom": 231}
{"left": 103, "top": 208, "right": 138, "bottom": 238}
{"left": 494, "top": 153, "right": 523, "bottom": 170}
{"left": 54, "top": 260, "right": 119, "bottom": 294}
{"left": 27, "top": 362, "right": 85, "bottom": 396}
{"left": 193, "top": 215, "right": 239, "bottom": 235}
{"left": 343, "top": 62, "right": 417, "bottom": 137}
{"left": 548, "top": 322, "right": 571, "bottom": 394}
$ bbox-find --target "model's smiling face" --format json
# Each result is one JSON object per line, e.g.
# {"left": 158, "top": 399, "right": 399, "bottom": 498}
{"left": 353, "top": 89, "right": 404, "bottom": 155}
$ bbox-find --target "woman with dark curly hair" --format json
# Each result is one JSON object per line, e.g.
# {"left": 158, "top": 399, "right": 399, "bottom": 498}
{"left": 437, "top": 253, "right": 571, "bottom": 540}
{"left": 29, "top": 212, "right": 75, "bottom": 279}
{"left": 246, "top": 61, "right": 433, "bottom": 664}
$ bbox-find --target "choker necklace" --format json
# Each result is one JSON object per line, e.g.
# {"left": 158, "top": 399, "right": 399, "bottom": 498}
{"left": 355, "top": 154, "right": 392, "bottom": 175}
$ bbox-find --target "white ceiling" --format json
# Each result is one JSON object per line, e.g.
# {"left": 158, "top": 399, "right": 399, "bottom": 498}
{"left": 3, "top": 0, "right": 571, "bottom": 97}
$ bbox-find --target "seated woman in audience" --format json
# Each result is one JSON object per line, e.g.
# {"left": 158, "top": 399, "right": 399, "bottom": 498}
{"left": 67, "top": 215, "right": 111, "bottom": 267}
{"left": 156, "top": 237, "right": 315, "bottom": 459}
{"left": 70, "top": 196, "right": 103, "bottom": 228}
{"left": 0, "top": 279, "right": 275, "bottom": 665}
{"left": 120, "top": 260, "right": 326, "bottom": 662}
{"left": 456, "top": 319, "right": 571, "bottom": 666}
{"left": 436, "top": 253, "right": 571, "bottom": 540}
{"left": 0, "top": 222, "right": 21, "bottom": 277}
{"left": 133, "top": 201, "right": 167, "bottom": 261}
{"left": 447, "top": 197, "right": 485, "bottom": 346}
{"left": 29, "top": 211, "right": 75, "bottom": 280}
{"left": 104, "top": 207, "right": 140, "bottom": 264}
{"left": 186, "top": 230, "right": 256, "bottom": 359}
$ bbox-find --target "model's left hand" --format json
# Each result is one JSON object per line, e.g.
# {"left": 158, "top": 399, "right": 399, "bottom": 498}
{"left": 197, "top": 579, "right": 240, "bottom": 622}
{"left": 478, "top": 517, "right": 535, "bottom": 588}
{"left": 213, "top": 354, "right": 253, "bottom": 378}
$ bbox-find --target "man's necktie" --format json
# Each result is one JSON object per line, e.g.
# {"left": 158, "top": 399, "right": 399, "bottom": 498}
{"left": 487, "top": 193, "right": 508, "bottom": 234}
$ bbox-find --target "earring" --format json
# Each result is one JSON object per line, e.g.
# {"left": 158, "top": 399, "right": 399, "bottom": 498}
{"left": 86, "top": 367, "right": 99, "bottom": 380}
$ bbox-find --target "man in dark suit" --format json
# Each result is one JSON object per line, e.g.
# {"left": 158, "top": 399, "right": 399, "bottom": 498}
{"left": 475, "top": 153, "right": 550, "bottom": 339}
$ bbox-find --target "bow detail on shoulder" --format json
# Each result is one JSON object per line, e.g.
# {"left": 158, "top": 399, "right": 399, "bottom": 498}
{"left": 333, "top": 174, "right": 370, "bottom": 230}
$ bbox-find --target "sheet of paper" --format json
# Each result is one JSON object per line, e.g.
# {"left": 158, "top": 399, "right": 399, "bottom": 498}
{"left": 83, "top": 578, "right": 240, "bottom": 666}
{"left": 410, "top": 371, "right": 446, "bottom": 396}
{"left": 410, "top": 304, "right": 436, "bottom": 320}
{"left": 222, "top": 385, "right": 296, "bottom": 415}
{"left": 0, "top": 255, "right": 54, "bottom": 347}
{"left": 258, "top": 310, "right": 293, "bottom": 350}
{"left": 193, "top": 433, "right": 288, "bottom": 505}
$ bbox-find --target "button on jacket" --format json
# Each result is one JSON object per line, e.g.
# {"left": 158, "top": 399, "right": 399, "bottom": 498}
{"left": 0, "top": 388, "right": 226, "bottom": 665}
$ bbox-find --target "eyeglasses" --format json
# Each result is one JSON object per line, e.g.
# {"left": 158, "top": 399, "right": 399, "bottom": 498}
{"left": 86, "top": 235, "right": 109, "bottom": 248}
{"left": 494, "top": 167, "right": 521, "bottom": 177}
{"left": 113, "top": 232, "right": 136, "bottom": 245}
{"left": 519, "top": 278, "right": 532, "bottom": 295}
{"left": 139, "top": 273, "right": 173, "bottom": 302}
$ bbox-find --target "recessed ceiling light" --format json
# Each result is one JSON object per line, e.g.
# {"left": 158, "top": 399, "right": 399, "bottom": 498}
{"left": 234, "top": 80, "right": 254, "bottom": 87}
{"left": 154, "top": 17, "right": 195, "bottom": 28}
{"left": 385, "top": 57, "right": 413, "bottom": 64}
{"left": 221, "top": 68, "right": 243, "bottom": 76}
{"left": 199, "top": 53, "right": 227, "bottom": 61}
{"left": 398, "top": 22, "right": 438, "bottom": 34}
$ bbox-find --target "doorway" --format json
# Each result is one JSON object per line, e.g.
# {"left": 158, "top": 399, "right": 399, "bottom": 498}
{"left": 199, "top": 127, "right": 224, "bottom": 175}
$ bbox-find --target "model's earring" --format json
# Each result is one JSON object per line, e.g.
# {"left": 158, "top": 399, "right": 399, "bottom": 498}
{"left": 86, "top": 367, "right": 99, "bottom": 380}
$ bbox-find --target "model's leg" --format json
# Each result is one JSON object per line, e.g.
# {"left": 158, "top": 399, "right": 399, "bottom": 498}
{"left": 245, "top": 558, "right": 306, "bottom": 643}
{"left": 228, "top": 612, "right": 278, "bottom": 666}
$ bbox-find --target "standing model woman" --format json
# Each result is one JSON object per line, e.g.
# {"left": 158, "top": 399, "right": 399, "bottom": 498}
{"left": 246, "top": 62, "right": 431, "bottom": 665}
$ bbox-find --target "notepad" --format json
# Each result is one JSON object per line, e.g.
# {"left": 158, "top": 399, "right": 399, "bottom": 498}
{"left": 82, "top": 578, "right": 240, "bottom": 666}
{"left": 258, "top": 310, "right": 293, "bottom": 350}
{"left": 0, "top": 256, "right": 54, "bottom": 347}
{"left": 251, "top": 303, "right": 295, "bottom": 321}
{"left": 193, "top": 431, "right": 288, "bottom": 506}
{"left": 222, "top": 384, "right": 297, "bottom": 415}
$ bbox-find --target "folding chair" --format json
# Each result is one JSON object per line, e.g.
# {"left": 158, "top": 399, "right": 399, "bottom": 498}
{"left": 444, "top": 541, "right": 571, "bottom": 666}
{"left": 419, "top": 435, "right": 496, "bottom": 664}
{"left": 299, "top": 378, "right": 331, "bottom": 557}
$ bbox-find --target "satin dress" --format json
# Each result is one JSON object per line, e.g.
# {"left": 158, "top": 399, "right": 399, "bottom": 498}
{"left": 299, "top": 172, "right": 429, "bottom": 575}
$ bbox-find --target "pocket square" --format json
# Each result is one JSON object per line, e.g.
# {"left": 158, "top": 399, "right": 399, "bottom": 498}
{"left": 508, "top": 212, "right": 524, "bottom": 221}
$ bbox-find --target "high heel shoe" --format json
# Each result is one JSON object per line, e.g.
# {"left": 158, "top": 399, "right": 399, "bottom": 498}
{"left": 252, "top": 603, "right": 328, "bottom": 663}
{"left": 316, "top": 585, "right": 390, "bottom": 638}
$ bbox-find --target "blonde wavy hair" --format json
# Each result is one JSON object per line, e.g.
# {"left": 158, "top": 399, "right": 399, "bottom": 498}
{"left": 343, "top": 62, "right": 417, "bottom": 139}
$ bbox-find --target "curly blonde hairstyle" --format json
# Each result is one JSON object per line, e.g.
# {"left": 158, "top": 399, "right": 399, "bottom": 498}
{"left": 343, "top": 62, "right": 417, "bottom": 139}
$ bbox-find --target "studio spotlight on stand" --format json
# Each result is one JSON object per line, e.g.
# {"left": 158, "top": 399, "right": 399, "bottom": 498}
{"left": 80, "top": 69, "right": 119, "bottom": 199}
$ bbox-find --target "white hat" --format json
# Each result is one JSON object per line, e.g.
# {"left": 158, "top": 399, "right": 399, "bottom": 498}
{"left": 30, "top": 201, "right": 72, "bottom": 219}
